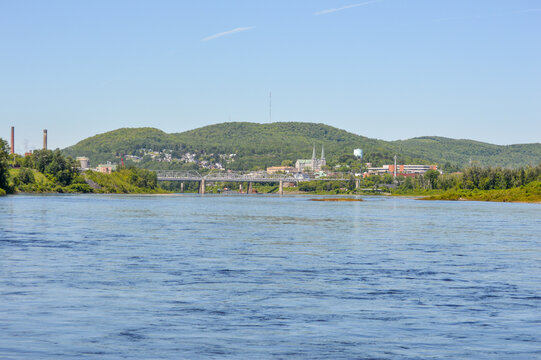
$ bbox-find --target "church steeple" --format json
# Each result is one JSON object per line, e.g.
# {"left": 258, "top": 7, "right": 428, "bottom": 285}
{"left": 312, "top": 145, "right": 316, "bottom": 160}
{"left": 321, "top": 145, "right": 325, "bottom": 161}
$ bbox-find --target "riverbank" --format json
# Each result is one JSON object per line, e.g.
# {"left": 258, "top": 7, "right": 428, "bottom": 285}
{"left": 420, "top": 181, "right": 541, "bottom": 203}
{"left": 4, "top": 172, "right": 540, "bottom": 203}
{"left": 7, "top": 168, "right": 168, "bottom": 195}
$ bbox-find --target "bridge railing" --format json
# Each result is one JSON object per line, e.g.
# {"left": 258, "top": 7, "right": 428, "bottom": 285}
{"left": 155, "top": 170, "right": 353, "bottom": 182}
{"left": 155, "top": 170, "right": 203, "bottom": 180}
{"left": 204, "top": 171, "right": 296, "bottom": 181}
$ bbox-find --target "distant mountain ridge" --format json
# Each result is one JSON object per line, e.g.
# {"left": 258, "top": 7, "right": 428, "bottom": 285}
{"left": 62, "top": 122, "right": 541, "bottom": 170}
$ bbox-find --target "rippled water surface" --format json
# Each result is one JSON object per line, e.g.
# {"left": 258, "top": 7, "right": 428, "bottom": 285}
{"left": 1, "top": 194, "right": 540, "bottom": 359}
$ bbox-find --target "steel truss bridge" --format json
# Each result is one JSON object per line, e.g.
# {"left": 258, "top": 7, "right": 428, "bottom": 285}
{"left": 154, "top": 170, "right": 354, "bottom": 194}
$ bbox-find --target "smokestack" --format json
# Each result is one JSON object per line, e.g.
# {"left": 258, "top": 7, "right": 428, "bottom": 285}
{"left": 43, "top": 129, "right": 47, "bottom": 150}
{"left": 10, "top": 126, "right": 14, "bottom": 154}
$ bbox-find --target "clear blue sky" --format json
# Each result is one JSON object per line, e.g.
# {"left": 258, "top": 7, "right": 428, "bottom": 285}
{"left": 1, "top": 0, "right": 540, "bottom": 152}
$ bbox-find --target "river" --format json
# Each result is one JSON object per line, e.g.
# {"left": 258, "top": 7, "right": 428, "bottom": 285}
{"left": 1, "top": 194, "right": 540, "bottom": 359}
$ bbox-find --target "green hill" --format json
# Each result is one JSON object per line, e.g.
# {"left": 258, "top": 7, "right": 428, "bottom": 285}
{"left": 394, "top": 136, "right": 541, "bottom": 168}
{"left": 62, "top": 122, "right": 541, "bottom": 170}
{"left": 63, "top": 127, "right": 171, "bottom": 160}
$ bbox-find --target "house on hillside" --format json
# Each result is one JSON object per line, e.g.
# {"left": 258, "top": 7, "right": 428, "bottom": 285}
{"left": 97, "top": 162, "right": 117, "bottom": 174}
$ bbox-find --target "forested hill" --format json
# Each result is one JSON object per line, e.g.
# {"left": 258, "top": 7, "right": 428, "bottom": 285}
{"left": 392, "top": 136, "right": 541, "bottom": 168}
{"left": 62, "top": 122, "right": 541, "bottom": 170}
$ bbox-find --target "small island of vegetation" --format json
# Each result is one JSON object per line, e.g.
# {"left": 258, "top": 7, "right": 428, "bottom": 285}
{"left": 392, "top": 165, "right": 541, "bottom": 203}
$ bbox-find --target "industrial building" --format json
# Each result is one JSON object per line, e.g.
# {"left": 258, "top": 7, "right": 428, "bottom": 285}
{"left": 76, "top": 157, "right": 90, "bottom": 170}
{"left": 7, "top": 127, "right": 48, "bottom": 154}
{"left": 266, "top": 166, "right": 296, "bottom": 174}
{"left": 365, "top": 164, "right": 438, "bottom": 177}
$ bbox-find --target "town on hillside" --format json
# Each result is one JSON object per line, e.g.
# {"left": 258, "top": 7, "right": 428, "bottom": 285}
{"left": 266, "top": 145, "right": 438, "bottom": 179}
{"left": 72, "top": 143, "right": 439, "bottom": 179}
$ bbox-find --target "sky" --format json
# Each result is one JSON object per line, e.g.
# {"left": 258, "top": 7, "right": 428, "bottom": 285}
{"left": 1, "top": 0, "right": 540, "bottom": 152}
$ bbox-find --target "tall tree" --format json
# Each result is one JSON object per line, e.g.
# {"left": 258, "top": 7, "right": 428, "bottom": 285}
{"left": 0, "top": 138, "right": 10, "bottom": 191}
{"left": 425, "top": 169, "right": 440, "bottom": 189}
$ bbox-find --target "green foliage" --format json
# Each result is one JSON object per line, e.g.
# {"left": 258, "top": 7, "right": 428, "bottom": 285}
{"left": 347, "top": 175, "right": 356, "bottom": 191}
{"left": 64, "top": 122, "right": 535, "bottom": 171}
{"left": 83, "top": 168, "right": 164, "bottom": 194}
{"left": 424, "top": 169, "right": 440, "bottom": 189}
{"left": 23, "top": 149, "right": 79, "bottom": 187}
{"left": 426, "top": 181, "right": 541, "bottom": 203}
{"left": 159, "top": 180, "right": 199, "bottom": 192}
{"left": 393, "top": 136, "right": 541, "bottom": 169}
{"left": 9, "top": 167, "right": 58, "bottom": 193}
{"left": 17, "top": 167, "right": 35, "bottom": 185}
{"left": 393, "top": 164, "right": 541, "bottom": 203}
{"left": 0, "top": 138, "right": 10, "bottom": 191}
{"left": 281, "top": 159, "right": 294, "bottom": 167}
{"left": 63, "top": 127, "right": 170, "bottom": 165}
{"left": 298, "top": 180, "right": 348, "bottom": 193}
{"left": 62, "top": 183, "right": 94, "bottom": 193}
{"left": 461, "top": 165, "right": 541, "bottom": 190}
{"left": 126, "top": 167, "right": 158, "bottom": 189}
{"left": 8, "top": 151, "right": 164, "bottom": 194}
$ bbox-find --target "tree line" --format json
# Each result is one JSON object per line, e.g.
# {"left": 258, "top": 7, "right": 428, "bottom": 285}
{"left": 0, "top": 139, "right": 159, "bottom": 194}
{"left": 62, "top": 122, "right": 541, "bottom": 171}
{"left": 396, "top": 165, "right": 541, "bottom": 192}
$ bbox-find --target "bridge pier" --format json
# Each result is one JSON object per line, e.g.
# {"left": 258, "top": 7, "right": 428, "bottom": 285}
{"left": 279, "top": 180, "right": 283, "bottom": 195}
{"left": 247, "top": 182, "right": 252, "bottom": 194}
{"left": 199, "top": 179, "right": 206, "bottom": 194}
{"left": 180, "top": 182, "right": 184, "bottom": 193}
{"left": 239, "top": 183, "right": 242, "bottom": 193}
{"left": 355, "top": 179, "right": 360, "bottom": 189}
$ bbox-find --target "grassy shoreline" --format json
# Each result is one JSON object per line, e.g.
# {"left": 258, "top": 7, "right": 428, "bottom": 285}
{"left": 5, "top": 170, "right": 540, "bottom": 203}
{"left": 418, "top": 181, "right": 541, "bottom": 203}
{"left": 7, "top": 168, "right": 169, "bottom": 195}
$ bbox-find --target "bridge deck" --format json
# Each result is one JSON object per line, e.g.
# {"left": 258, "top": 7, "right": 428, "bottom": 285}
{"left": 155, "top": 171, "right": 350, "bottom": 182}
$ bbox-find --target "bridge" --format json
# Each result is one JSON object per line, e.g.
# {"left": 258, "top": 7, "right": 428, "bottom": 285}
{"left": 155, "top": 170, "right": 355, "bottom": 194}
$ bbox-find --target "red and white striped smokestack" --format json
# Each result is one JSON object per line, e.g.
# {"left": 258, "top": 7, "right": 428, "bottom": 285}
{"left": 10, "top": 126, "right": 14, "bottom": 154}
{"left": 43, "top": 129, "right": 47, "bottom": 150}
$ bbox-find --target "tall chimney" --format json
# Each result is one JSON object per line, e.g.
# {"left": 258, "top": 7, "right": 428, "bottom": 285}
{"left": 10, "top": 126, "right": 14, "bottom": 154}
{"left": 43, "top": 129, "right": 47, "bottom": 150}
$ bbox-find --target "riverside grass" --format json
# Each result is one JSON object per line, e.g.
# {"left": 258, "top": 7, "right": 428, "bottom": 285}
{"left": 82, "top": 170, "right": 166, "bottom": 194}
{"left": 8, "top": 168, "right": 167, "bottom": 194}
{"left": 6, "top": 166, "right": 540, "bottom": 202}
{"left": 423, "top": 181, "right": 541, "bottom": 203}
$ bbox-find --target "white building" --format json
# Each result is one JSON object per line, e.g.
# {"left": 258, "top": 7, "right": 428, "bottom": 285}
{"left": 296, "top": 146, "right": 326, "bottom": 172}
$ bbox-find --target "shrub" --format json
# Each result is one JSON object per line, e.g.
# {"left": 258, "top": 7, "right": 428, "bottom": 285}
{"left": 18, "top": 168, "right": 35, "bottom": 185}
{"left": 64, "top": 183, "right": 94, "bottom": 193}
